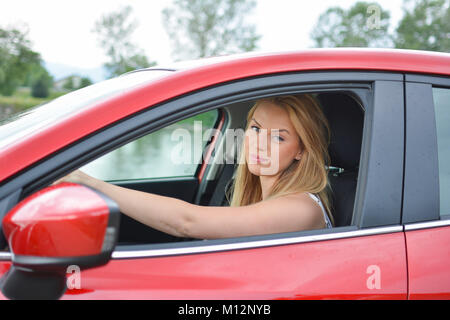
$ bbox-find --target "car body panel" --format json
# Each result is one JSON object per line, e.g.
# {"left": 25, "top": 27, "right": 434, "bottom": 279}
{"left": 54, "top": 231, "right": 407, "bottom": 300}
{"left": 405, "top": 225, "right": 450, "bottom": 299}
{"left": 0, "top": 260, "right": 10, "bottom": 299}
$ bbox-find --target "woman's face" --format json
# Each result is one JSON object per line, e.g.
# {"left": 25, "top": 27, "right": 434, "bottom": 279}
{"left": 244, "top": 101, "right": 303, "bottom": 177}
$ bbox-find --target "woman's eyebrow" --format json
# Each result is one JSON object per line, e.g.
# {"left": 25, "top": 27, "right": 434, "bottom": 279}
{"left": 251, "top": 118, "right": 263, "bottom": 127}
{"left": 251, "top": 118, "right": 290, "bottom": 135}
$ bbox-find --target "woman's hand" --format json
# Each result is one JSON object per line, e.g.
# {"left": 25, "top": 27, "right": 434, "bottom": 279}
{"left": 52, "top": 170, "right": 95, "bottom": 186}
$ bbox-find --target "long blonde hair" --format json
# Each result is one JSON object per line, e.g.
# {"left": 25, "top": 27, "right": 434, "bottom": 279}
{"left": 227, "top": 94, "right": 334, "bottom": 226}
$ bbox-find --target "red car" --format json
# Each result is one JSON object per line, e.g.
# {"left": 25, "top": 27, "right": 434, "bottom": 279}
{"left": 0, "top": 48, "right": 449, "bottom": 300}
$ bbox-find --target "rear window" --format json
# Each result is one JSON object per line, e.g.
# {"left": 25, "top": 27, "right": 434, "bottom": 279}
{"left": 433, "top": 87, "right": 450, "bottom": 217}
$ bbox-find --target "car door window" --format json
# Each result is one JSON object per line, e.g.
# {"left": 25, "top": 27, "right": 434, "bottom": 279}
{"left": 80, "top": 110, "right": 219, "bottom": 181}
{"left": 433, "top": 87, "right": 450, "bottom": 217}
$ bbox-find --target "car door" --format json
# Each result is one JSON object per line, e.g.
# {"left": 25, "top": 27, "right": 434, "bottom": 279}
{"left": 0, "top": 71, "right": 408, "bottom": 299}
{"left": 403, "top": 74, "right": 450, "bottom": 299}
{"left": 78, "top": 109, "right": 224, "bottom": 245}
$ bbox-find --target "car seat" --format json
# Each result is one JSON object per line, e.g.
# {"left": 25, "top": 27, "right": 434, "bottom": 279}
{"left": 317, "top": 92, "right": 364, "bottom": 227}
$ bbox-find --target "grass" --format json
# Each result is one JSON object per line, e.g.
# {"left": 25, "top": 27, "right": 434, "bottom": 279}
{"left": 0, "top": 87, "right": 67, "bottom": 120}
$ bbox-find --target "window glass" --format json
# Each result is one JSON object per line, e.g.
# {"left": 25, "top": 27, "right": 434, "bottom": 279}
{"left": 80, "top": 110, "right": 219, "bottom": 181}
{"left": 433, "top": 87, "right": 450, "bottom": 216}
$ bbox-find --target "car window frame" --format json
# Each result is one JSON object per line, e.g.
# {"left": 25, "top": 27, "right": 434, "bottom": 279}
{"left": 403, "top": 74, "right": 450, "bottom": 226}
{"left": 0, "top": 70, "right": 405, "bottom": 256}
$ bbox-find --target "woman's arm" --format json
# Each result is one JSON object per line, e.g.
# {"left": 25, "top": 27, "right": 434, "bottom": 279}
{"left": 55, "top": 170, "right": 198, "bottom": 237}
{"left": 54, "top": 170, "right": 325, "bottom": 239}
{"left": 186, "top": 193, "right": 326, "bottom": 239}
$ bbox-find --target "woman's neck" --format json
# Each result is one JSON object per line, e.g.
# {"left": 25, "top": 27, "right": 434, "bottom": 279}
{"left": 259, "top": 174, "right": 281, "bottom": 200}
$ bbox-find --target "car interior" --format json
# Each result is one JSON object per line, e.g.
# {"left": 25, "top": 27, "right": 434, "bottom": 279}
{"left": 112, "top": 91, "right": 365, "bottom": 245}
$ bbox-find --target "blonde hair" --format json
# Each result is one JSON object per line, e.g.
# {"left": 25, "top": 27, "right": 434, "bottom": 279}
{"left": 226, "top": 94, "right": 334, "bottom": 226}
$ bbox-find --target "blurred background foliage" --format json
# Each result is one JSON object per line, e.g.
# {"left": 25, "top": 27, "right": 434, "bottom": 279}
{"left": 0, "top": 0, "right": 449, "bottom": 120}
{"left": 162, "top": 0, "right": 260, "bottom": 60}
{"left": 311, "top": 0, "right": 449, "bottom": 50}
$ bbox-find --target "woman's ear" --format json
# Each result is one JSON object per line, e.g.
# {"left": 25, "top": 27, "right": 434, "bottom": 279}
{"left": 295, "top": 152, "right": 302, "bottom": 161}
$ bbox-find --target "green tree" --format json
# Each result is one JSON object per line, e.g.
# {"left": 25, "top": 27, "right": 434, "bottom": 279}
{"left": 0, "top": 26, "right": 41, "bottom": 95}
{"left": 93, "top": 5, "right": 156, "bottom": 78}
{"left": 62, "top": 75, "right": 92, "bottom": 91}
{"left": 22, "top": 61, "right": 48, "bottom": 87}
{"left": 62, "top": 76, "right": 75, "bottom": 91}
{"left": 162, "top": 0, "right": 260, "bottom": 60}
{"left": 394, "top": 0, "right": 450, "bottom": 52}
{"left": 79, "top": 77, "right": 93, "bottom": 88}
{"left": 31, "top": 68, "right": 53, "bottom": 98}
{"left": 311, "top": 1, "right": 391, "bottom": 48}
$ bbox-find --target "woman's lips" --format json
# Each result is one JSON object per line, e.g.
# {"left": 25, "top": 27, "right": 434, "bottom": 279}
{"left": 249, "top": 154, "right": 269, "bottom": 163}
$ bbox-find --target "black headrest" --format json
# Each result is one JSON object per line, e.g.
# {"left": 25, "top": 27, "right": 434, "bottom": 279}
{"left": 317, "top": 93, "right": 364, "bottom": 170}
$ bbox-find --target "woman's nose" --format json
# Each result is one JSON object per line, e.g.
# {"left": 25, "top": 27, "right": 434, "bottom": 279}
{"left": 257, "top": 131, "right": 270, "bottom": 152}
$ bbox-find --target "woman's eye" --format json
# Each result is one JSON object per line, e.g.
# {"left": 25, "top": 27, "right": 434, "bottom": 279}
{"left": 273, "top": 135, "right": 284, "bottom": 142}
{"left": 250, "top": 125, "right": 260, "bottom": 133}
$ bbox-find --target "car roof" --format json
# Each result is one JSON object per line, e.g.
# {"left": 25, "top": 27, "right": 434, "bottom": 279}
{"left": 1, "top": 48, "right": 449, "bottom": 182}
{"left": 144, "top": 48, "right": 450, "bottom": 75}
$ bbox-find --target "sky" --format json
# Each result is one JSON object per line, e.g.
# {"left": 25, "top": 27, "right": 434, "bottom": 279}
{"left": 0, "top": 0, "right": 405, "bottom": 73}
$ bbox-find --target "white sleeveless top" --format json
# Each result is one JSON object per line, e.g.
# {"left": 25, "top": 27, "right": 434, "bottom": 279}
{"left": 307, "top": 193, "right": 333, "bottom": 228}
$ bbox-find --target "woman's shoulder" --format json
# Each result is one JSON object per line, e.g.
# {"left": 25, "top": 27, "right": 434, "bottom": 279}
{"left": 282, "top": 191, "right": 317, "bottom": 203}
{"left": 280, "top": 192, "right": 328, "bottom": 227}
{"left": 277, "top": 192, "right": 324, "bottom": 215}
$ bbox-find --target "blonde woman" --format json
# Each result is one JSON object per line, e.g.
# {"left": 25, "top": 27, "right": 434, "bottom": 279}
{"left": 54, "top": 95, "right": 334, "bottom": 239}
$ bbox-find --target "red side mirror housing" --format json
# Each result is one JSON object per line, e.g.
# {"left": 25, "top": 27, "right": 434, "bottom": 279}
{"left": 0, "top": 182, "right": 120, "bottom": 299}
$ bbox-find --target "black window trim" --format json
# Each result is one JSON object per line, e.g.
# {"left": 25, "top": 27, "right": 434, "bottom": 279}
{"left": 0, "top": 70, "right": 404, "bottom": 254}
{"left": 402, "top": 73, "right": 450, "bottom": 225}
{"left": 352, "top": 79, "right": 404, "bottom": 228}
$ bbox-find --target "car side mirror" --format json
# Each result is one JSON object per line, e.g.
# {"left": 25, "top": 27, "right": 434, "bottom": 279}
{"left": 0, "top": 182, "right": 120, "bottom": 300}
